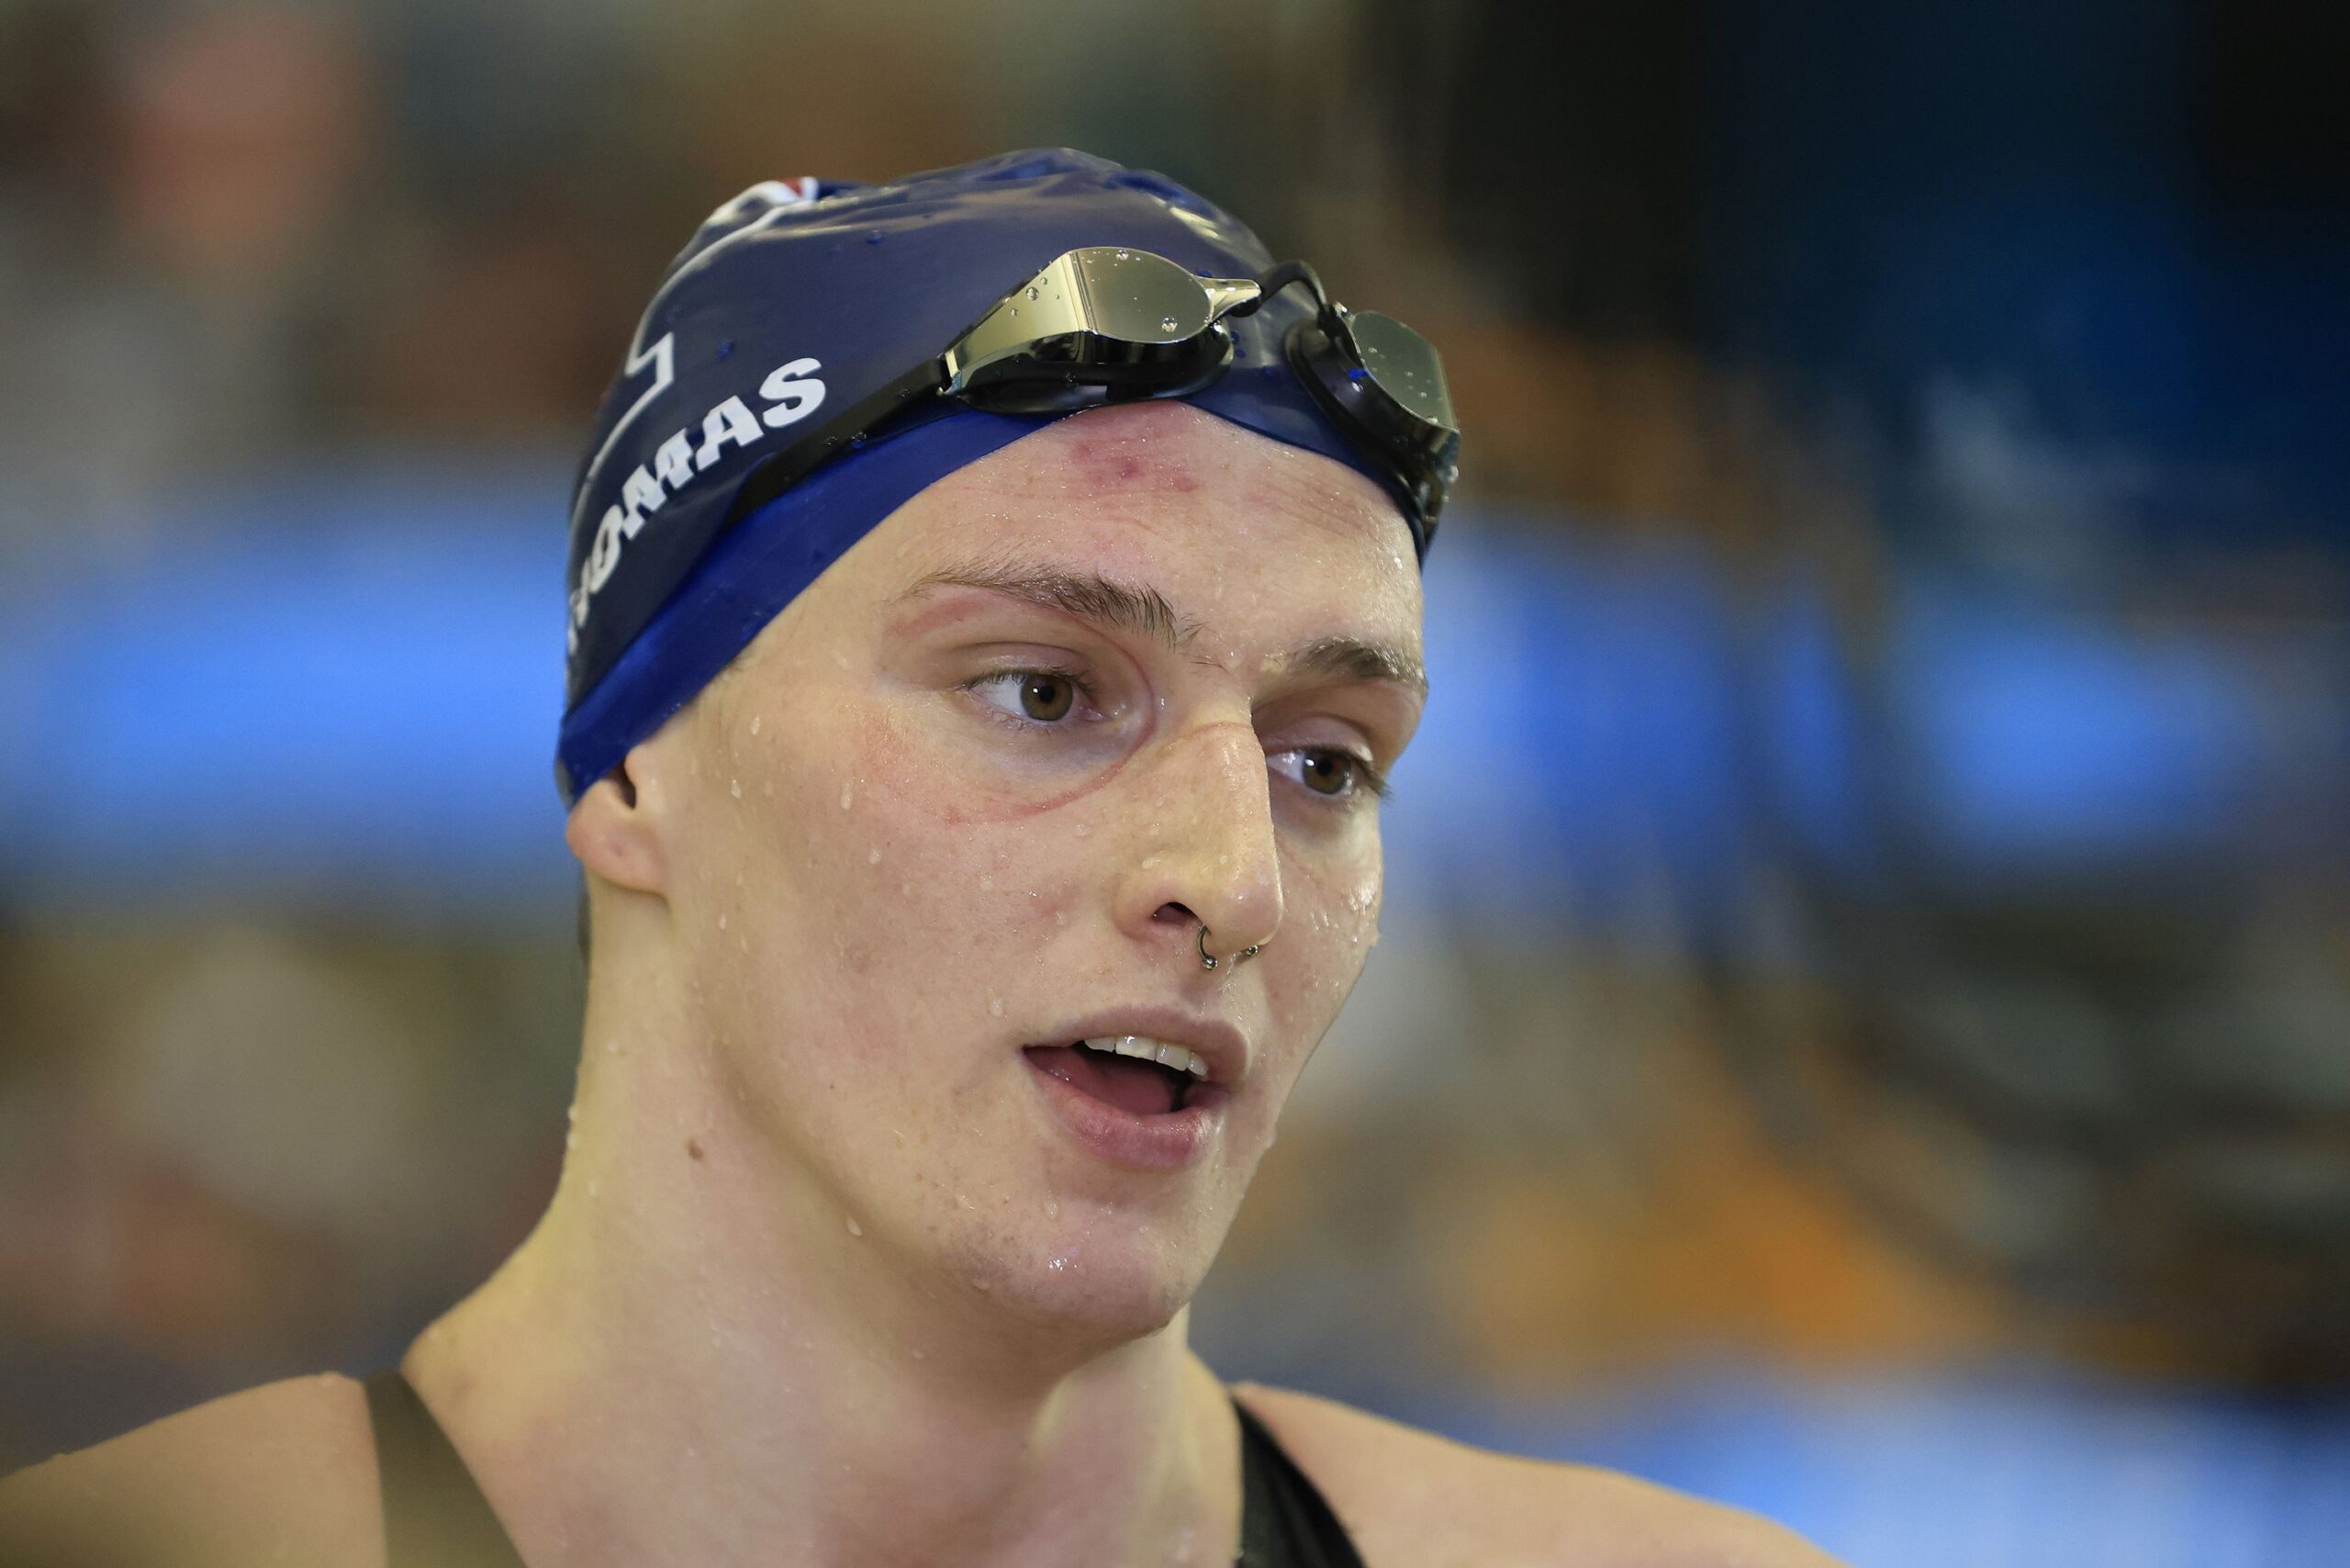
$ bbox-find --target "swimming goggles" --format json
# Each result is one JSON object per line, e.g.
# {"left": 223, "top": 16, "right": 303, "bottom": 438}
{"left": 727, "top": 247, "right": 1460, "bottom": 555}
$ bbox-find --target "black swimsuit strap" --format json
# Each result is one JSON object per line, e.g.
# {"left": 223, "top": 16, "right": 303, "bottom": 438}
{"left": 364, "top": 1371, "right": 1363, "bottom": 1568}
{"left": 1232, "top": 1396, "right": 1368, "bottom": 1568}
{"left": 363, "top": 1370, "right": 528, "bottom": 1568}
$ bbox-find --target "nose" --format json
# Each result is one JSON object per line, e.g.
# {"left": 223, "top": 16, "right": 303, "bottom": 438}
{"left": 1112, "top": 720, "right": 1284, "bottom": 969}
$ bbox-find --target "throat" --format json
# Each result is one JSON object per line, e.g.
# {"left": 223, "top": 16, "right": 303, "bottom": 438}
{"left": 1025, "top": 1045, "right": 1187, "bottom": 1115}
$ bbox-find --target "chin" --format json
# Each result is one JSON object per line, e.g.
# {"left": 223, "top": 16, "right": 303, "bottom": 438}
{"left": 951, "top": 1231, "right": 1208, "bottom": 1352}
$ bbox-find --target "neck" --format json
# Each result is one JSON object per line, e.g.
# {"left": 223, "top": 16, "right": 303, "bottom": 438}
{"left": 403, "top": 947, "right": 1241, "bottom": 1568}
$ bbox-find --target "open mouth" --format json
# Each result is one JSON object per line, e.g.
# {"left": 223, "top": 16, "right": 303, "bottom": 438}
{"left": 1022, "top": 1039, "right": 1210, "bottom": 1117}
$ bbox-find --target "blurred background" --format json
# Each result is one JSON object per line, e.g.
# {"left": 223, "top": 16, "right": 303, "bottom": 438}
{"left": 2, "top": 1, "right": 2346, "bottom": 1562}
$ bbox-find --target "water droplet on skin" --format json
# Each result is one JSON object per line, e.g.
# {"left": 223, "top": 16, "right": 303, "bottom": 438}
{"left": 587, "top": 1179, "right": 599, "bottom": 1198}
{"left": 1054, "top": 911, "right": 1066, "bottom": 925}
{"left": 867, "top": 847, "right": 882, "bottom": 865}
{"left": 762, "top": 781, "right": 774, "bottom": 797}
{"left": 957, "top": 1193, "right": 977, "bottom": 1210}
{"left": 845, "top": 1216, "right": 863, "bottom": 1238}
{"left": 750, "top": 715, "right": 761, "bottom": 735}
{"left": 730, "top": 778, "right": 742, "bottom": 798}
{"left": 1046, "top": 1200, "right": 1059, "bottom": 1219}
{"left": 1073, "top": 823, "right": 1091, "bottom": 838}
{"left": 1048, "top": 1257, "right": 1069, "bottom": 1272}
{"left": 989, "top": 997, "right": 1004, "bottom": 1016}
{"left": 972, "top": 1279, "right": 990, "bottom": 1293}
{"left": 840, "top": 785, "right": 855, "bottom": 810}
{"left": 979, "top": 874, "right": 993, "bottom": 891}
{"left": 717, "top": 913, "right": 728, "bottom": 930}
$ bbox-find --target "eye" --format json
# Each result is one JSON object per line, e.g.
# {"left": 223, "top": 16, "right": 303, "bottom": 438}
{"left": 968, "top": 668, "right": 1083, "bottom": 724}
{"left": 1270, "top": 747, "right": 1387, "bottom": 801}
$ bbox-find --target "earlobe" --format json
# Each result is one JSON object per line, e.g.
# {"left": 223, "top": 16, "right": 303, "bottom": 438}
{"left": 565, "top": 756, "right": 668, "bottom": 895}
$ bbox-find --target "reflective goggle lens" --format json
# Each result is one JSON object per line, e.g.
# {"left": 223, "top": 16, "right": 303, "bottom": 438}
{"left": 945, "top": 249, "right": 1262, "bottom": 410}
{"left": 1346, "top": 310, "right": 1455, "bottom": 431}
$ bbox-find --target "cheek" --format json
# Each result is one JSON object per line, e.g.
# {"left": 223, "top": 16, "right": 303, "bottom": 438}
{"left": 816, "top": 709, "right": 1088, "bottom": 1025}
{"left": 1264, "top": 835, "right": 1385, "bottom": 1067}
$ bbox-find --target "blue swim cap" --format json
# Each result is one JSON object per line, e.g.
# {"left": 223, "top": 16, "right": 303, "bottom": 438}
{"left": 557, "top": 147, "right": 1416, "bottom": 803}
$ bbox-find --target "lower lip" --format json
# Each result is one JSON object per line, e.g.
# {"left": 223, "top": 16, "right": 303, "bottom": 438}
{"left": 1023, "top": 1051, "right": 1231, "bottom": 1173}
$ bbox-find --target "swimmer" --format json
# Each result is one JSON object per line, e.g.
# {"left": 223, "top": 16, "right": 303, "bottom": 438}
{"left": 1, "top": 149, "right": 1837, "bottom": 1568}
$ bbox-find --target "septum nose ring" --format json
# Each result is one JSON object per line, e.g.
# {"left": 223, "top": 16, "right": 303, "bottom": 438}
{"left": 1199, "top": 925, "right": 1262, "bottom": 971}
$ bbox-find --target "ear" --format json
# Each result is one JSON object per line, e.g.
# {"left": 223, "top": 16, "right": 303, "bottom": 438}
{"left": 565, "top": 752, "right": 668, "bottom": 895}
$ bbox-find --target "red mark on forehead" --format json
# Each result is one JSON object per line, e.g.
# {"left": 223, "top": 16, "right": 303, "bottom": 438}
{"left": 1065, "top": 434, "right": 1202, "bottom": 496}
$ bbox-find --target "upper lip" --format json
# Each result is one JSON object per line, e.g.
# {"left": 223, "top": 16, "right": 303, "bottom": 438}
{"left": 1038, "top": 1006, "right": 1252, "bottom": 1088}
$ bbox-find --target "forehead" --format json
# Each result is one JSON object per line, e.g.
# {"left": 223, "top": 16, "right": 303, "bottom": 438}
{"left": 873, "top": 402, "right": 1422, "bottom": 620}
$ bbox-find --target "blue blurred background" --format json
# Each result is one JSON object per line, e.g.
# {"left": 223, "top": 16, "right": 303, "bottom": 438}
{"left": 2, "top": 2, "right": 2345, "bottom": 1562}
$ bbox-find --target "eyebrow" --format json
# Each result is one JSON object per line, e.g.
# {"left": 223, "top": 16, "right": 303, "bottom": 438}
{"left": 894, "top": 554, "right": 1427, "bottom": 698}
{"left": 1281, "top": 634, "right": 1429, "bottom": 698}
{"left": 898, "top": 555, "right": 1199, "bottom": 653}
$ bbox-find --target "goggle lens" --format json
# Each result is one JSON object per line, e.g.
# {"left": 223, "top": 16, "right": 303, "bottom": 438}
{"left": 1062, "top": 248, "right": 1248, "bottom": 342}
{"left": 945, "top": 248, "right": 1263, "bottom": 412}
{"left": 1347, "top": 310, "right": 1455, "bottom": 431}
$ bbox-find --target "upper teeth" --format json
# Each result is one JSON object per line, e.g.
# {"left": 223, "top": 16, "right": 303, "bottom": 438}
{"left": 1081, "top": 1036, "right": 1210, "bottom": 1079}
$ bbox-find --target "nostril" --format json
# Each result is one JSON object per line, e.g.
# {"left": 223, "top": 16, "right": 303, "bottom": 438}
{"left": 1153, "top": 901, "right": 1198, "bottom": 927}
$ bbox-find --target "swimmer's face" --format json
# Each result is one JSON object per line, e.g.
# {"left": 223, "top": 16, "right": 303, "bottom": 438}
{"left": 636, "top": 402, "right": 1423, "bottom": 1346}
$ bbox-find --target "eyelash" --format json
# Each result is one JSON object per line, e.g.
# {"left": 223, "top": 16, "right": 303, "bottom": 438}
{"left": 960, "top": 666, "right": 1392, "bottom": 803}
{"left": 960, "top": 662, "right": 1102, "bottom": 726}
{"left": 1276, "top": 748, "right": 1392, "bottom": 801}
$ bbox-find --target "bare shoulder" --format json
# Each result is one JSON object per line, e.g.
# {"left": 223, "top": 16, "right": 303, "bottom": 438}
{"left": 1232, "top": 1382, "right": 1843, "bottom": 1568}
{"left": 0, "top": 1372, "right": 383, "bottom": 1568}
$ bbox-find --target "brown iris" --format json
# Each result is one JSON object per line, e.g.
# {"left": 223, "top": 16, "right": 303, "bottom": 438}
{"left": 1298, "top": 752, "right": 1354, "bottom": 794}
{"left": 1019, "top": 673, "right": 1076, "bottom": 722}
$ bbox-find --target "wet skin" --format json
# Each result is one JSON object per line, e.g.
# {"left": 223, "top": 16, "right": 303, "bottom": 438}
{"left": 590, "top": 398, "right": 1427, "bottom": 1355}
{"left": 0, "top": 399, "right": 1841, "bottom": 1568}
{"left": 356, "top": 398, "right": 1434, "bottom": 1565}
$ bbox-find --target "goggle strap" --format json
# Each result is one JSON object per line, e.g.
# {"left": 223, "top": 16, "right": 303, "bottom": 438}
{"left": 728, "top": 358, "right": 950, "bottom": 521}
{"left": 1250, "top": 259, "right": 1345, "bottom": 334}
